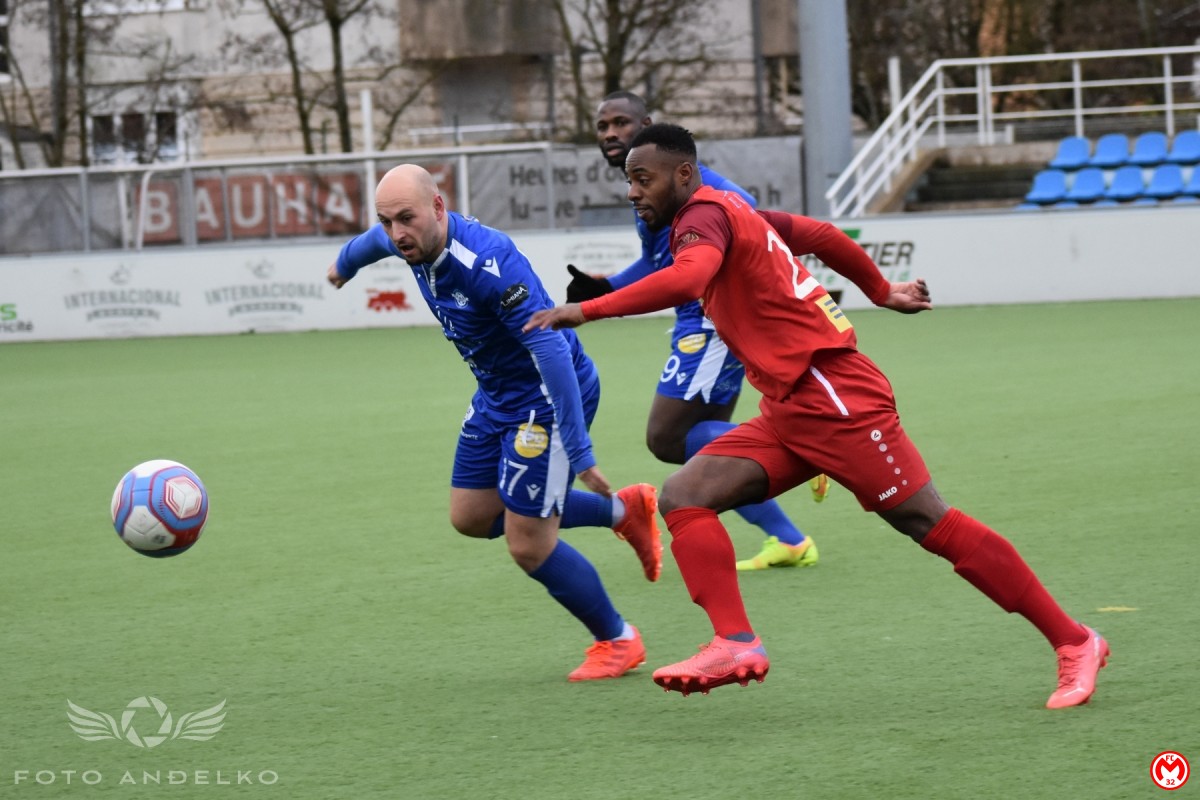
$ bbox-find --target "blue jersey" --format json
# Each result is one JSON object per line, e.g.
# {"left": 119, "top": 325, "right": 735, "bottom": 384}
{"left": 608, "top": 163, "right": 757, "bottom": 329}
{"left": 336, "top": 214, "right": 598, "bottom": 473}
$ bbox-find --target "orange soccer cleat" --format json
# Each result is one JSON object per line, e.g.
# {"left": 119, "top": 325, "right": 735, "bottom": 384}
{"left": 568, "top": 626, "right": 647, "bottom": 682}
{"left": 1046, "top": 625, "right": 1110, "bottom": 709}
{"left": 652, "top": 635, "right": 770, "bottom": 696}
{"left": 613, "top": 484, "right": 663, "bottom": 582}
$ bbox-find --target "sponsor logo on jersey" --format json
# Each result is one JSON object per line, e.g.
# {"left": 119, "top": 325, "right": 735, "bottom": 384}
{"left": 818, "top": 294, "right": 853, "bottom": 333}
{"left": 500, "top": 283, "right": 530, "bottom": 310}
{"left": 677, "top": 333, "right": 708, "bottom": 354}
{"left": 514, "top": 423, "right": 549, "bottom": 458}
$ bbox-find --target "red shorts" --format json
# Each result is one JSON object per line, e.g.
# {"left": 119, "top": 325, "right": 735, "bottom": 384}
{"left": 699, "top": 349, "right": 931, "bottom": 511}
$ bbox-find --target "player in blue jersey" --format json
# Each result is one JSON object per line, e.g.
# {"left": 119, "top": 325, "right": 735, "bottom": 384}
{"left": 326, "top": 164, "right": 662, "bottom": 681}
{"left": 566, "top": 91, "right": 823, "bottom": 571}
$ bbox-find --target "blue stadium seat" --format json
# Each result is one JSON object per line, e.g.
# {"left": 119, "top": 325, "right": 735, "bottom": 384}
{"left": 1172, "top": 195, "right": 1200, "bottom": 204}
{"left": 1144, "top": 163, "right": 1185, "bottom": 199}
{"left": 1184, "top": 166, "right": 1200, "bottom": 196}
{"left": 1064, "top": 167, "right": 1107, "bottom": 202}
{"left": 1132, "top": 197, "right": 1159, "bottom": 206}
{"left": 1104, "top": 165, "right": 1146, "bottom": 201}
{"left": 1129, "top": 132, "right": 1168, "bottom": 166}
{"left": 1024, "top": 169, "right": 1069, "bottom": 204}
{"left": 1089, "top": 133, "right": 1130, "bottom": 168}
{"left": 1167, "top": 130, "right": 1200, "bottom": 165}
{"left": 1048, "top": 136, "right": 1091, "bottom": 170}
{"left": 1051, "top": 200, "right": 1080, "bottom": 209}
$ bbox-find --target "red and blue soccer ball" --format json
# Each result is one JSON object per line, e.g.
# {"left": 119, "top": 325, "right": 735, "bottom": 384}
{"left": 110, "top": 460, "right": 209, "bottom": 557}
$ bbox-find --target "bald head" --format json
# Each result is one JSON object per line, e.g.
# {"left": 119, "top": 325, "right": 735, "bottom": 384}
{"left": 377, "top": 164, "right": 439, "bottom": 206}
{"left": 375, "top": 164, "right": 448, "bottom": 265}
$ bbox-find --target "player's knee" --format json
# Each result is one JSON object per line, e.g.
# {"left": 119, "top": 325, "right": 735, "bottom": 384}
{"left": 645, "top": 428, "right": 686, "bottom": 464}
{"left": 659, "top": 472, "right": 701, "bottom": 514}
{"left": 449, "top": 508, "right": 492, "bottom": 538}
{"left": 877, "top": 483, "right": 948, "bottom": 543}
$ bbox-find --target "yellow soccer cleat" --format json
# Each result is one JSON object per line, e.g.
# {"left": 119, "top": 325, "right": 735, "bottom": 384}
{"left": 810, "top": 474, "right": 830, "bottom": 503}
{"left": 736, "top": 536, "right": 818, "bottom": 571}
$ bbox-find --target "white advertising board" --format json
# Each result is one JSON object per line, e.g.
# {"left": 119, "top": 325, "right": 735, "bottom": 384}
{"left": 0, "top": 228, "right": 645, "bottom": 343}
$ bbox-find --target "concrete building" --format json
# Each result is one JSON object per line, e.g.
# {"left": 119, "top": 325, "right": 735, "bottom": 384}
{"left": 0, "top": 0, "right": 803, "bottom": 168}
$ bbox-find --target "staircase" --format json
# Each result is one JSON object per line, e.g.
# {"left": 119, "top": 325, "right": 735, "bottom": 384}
{"left": 905, "top": 160, "right": 1042, "bottom": 212}
{"left": 862, "top": 142, "right": 1056, "bottom": 214}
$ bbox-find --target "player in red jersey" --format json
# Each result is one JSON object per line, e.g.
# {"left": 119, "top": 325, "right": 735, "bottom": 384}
{"left": 525, "top": 124, "right": 1108, "bottom": 708}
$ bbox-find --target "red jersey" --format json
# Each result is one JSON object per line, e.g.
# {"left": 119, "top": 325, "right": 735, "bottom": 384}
{"left": 585, "top": 188, "right": 890, "bottom": 403}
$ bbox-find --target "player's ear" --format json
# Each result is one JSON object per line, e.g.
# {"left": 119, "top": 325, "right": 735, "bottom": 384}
{"left": 676, "top": 159, "right": 695, "bottom": 186}
{"left": 433, "top": 193, "right": 446, "bottom": 218}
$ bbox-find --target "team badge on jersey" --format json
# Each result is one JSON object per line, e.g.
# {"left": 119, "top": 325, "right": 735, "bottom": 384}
{"left": 514, "top": 422, "right": 549, "bottom": 457}
{"left": 677, "top": 333, "right": 708, "bottom": 354}
{"left": 500, "top": 283, "right": 530, "bottom": 310}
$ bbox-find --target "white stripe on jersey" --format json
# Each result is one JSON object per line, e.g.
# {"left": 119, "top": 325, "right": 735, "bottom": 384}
{"left": 685, "top": 332, "right": 731, "bottom": 402}
{"left": 449, "top": 238, "right": 477, "bottom": 268}
{"left": 794, "top": 275, "right": 821, "bottom": 298}
{"left": 809, "top": 365, "right": 849, "bottom": 416}
{"left": 543, "top": 424, "right": 571, "bottom": 518}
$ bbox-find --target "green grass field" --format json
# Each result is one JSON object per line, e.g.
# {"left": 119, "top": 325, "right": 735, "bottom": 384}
{"left": 3, "top": 299, "right": 1198, "bottom": 799}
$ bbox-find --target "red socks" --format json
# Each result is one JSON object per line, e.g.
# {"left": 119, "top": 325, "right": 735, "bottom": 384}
{"left": 663, "top": 504, "right": 1087, "bottom": 650}
{"left": 663, "top": 507, "right": 753, "bottom": 638}
{"left": 921, "top": 508, "right": 1087, "bottom": 649}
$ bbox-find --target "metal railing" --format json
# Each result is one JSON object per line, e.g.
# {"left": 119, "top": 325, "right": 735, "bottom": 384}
{"left": 0, "top": 142, "right": 560, "bottom": 254}
{"left": 826, "top": 45, "right": 1200, "bottom": 218}
{"left": 407, "top": 122, "right": 554, "bottom": 145}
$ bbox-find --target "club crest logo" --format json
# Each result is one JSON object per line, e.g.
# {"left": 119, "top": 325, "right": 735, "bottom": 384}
{"left": 67, "top": 697, "right": 226, "bottom": 748}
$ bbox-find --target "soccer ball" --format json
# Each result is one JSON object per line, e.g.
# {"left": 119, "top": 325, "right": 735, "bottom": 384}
{"left": 110, "top": 460, "right": 209, "bottom": 557}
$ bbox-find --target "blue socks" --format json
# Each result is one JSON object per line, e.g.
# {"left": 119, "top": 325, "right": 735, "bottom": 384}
{"left": 558, "top": 489, "right": 616, "bottom": 529}
{"left": 489, "top": 490, "right": 623, "bottom": 539}
{"left": 685, "top": 420, "right": 807, "bottom": 547}
{"left": 528, "top": 540, "right": 624, "bottom": 641}
{"left": 488, "top": 490, "right": 619, "bottom": 540}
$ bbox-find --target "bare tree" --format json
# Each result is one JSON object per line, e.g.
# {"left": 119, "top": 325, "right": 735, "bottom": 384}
{"left": 0, "top": 0, "right": 202, "bottom": 166}
{"left": 845, "top": 0, "right": 1200, "bottom": 128}
{"left": 550, "top": 0, "right": 723, "bottom": 140}
{"left": 217, "top": 0, "right": 324, "bottom": 153}
{"left": 217, "top": 0, "right": 435, "bottom": 153}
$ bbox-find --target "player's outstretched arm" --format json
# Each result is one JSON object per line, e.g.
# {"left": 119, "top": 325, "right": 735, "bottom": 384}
{"left": 525, "top": 303, "right": 587, "bottom": 331}
{"left": 879, "top": 278, "right": 932, "bottom": 314}
{"left": 327, "top": 262, "right": 348, "bottom": 288}
{"left": 329, "top": 223, "right": 396, "bottom": 288}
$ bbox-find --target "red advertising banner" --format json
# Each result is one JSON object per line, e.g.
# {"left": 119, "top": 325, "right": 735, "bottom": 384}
{"left": 135, "top": 172, "right": 377, "bottom": 244}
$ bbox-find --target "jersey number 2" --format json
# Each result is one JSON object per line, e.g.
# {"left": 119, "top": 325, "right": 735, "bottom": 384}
{"left": 766, "top": 228, "right": 852, "bottom": 333}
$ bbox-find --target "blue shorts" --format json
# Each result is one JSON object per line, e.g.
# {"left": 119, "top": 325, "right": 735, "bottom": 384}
{"left": 656, "top": 321, "right": 745, "bottom": 404}
{"left": 451, "top": 378, "right": 601, "bottom": 518}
